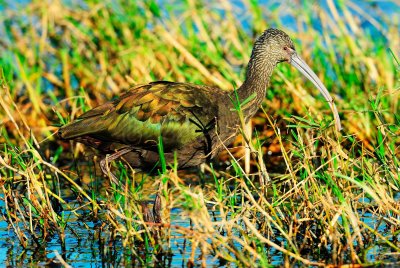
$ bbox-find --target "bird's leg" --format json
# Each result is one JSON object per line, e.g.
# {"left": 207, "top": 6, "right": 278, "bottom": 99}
{"left": 99, "top": 148, "right": 162, "bottom": 225}
{"left": 100, "top": 147, "right": 133, "bottom": 185}
{"left": 141, "top": 201, "right": 154, "bottom": 223}
{"left": 153, "top": 191, "right": 162, "bottom": 224}
{"left": 244, "top": 120, "right": 252, "bottom": 175}
{"left": 241, "top": 121, "right": 270, "bottom": 186}
{"left": 140, "top": 184, "right": 162, "bottom": 224}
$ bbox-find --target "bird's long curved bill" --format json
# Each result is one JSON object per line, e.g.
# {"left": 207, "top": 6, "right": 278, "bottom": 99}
{"left": 290, "top": 53, "right": 342, "bottom": 131}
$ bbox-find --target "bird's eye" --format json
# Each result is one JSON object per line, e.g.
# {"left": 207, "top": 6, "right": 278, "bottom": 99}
{"left": 283, "top": 47, "right": 288, "bottom": 51}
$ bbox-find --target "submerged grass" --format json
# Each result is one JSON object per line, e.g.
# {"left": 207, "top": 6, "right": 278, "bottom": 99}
{"left": 0, "top": 0, "right": 399, "bottom": 266}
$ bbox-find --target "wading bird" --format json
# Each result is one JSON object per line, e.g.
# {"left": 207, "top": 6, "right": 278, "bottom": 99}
{"left": 59, "top": 29, "right": 341, "bottom": 181}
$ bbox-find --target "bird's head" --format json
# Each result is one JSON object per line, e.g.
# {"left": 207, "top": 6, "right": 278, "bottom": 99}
{"left": 248, "top": 28, "right": 342, "bottom": 131}
{"left": 252, "top": 28, "right": 296, "bottom": 64}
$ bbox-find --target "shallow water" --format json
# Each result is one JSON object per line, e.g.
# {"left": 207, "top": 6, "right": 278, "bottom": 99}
{"left": 1, "top": 191, "right": 399, "bottom": 267}
{"left": 0, "top": 197, "right": 234, "bottom": 267}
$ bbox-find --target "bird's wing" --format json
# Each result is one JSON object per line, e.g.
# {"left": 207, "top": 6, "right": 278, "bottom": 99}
{"left": 59, "top": 81, "right": 219, "bottom": 151}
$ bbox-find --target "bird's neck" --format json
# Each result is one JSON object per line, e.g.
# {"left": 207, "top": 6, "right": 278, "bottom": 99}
{"left": 233, "top": 56, "right": 275, "bottom": 121}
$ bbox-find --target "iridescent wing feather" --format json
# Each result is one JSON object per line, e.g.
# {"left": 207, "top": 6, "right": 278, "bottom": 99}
{"left": 59, "top": 81, "right": 220, "bottom": 152}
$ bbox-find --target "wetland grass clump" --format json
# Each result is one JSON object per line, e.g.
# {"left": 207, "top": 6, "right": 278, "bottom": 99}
{"left": 0, "top": 0, "right": 399, "bottom": 266}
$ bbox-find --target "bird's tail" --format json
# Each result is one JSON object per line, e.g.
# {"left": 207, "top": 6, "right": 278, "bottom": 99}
{"left": 58, "top": 117, "right": 106, "bottom": 140}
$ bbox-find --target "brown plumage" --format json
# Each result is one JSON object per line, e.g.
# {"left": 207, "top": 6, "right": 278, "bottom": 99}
{"left": 59, "top": 28, "right": 341, "bottom": 171}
